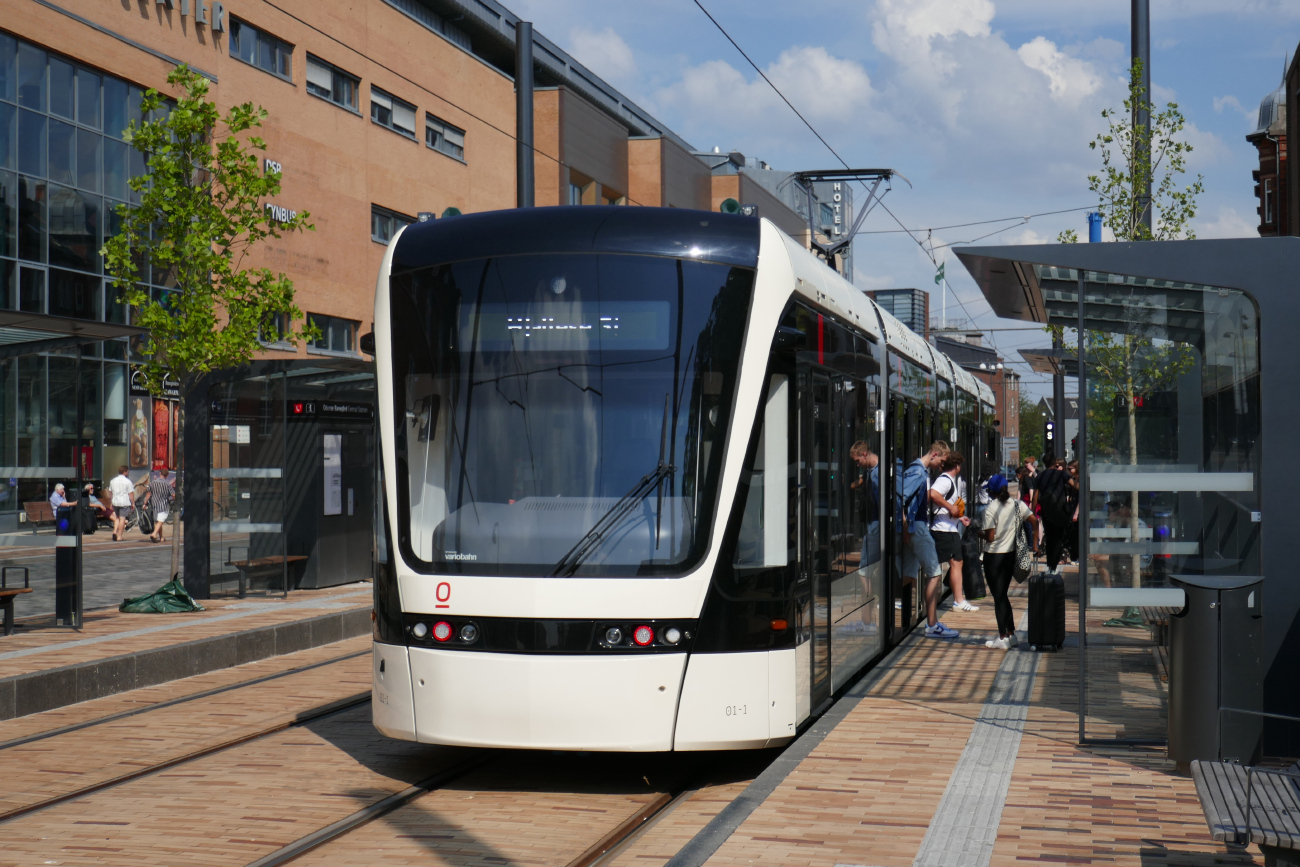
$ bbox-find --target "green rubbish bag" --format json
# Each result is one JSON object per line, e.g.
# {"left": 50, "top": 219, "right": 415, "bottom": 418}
{"left": 119, "top": 576, "right": 205, "bottom": 613}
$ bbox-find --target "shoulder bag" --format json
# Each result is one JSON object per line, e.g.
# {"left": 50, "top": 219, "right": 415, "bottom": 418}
{"left": 1012, "top": 501, "right": 1033, "bottom": 583}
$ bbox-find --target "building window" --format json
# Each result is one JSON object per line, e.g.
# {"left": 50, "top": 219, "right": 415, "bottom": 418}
{"left": 259, "top": 311, "right": 292, "bottom": 346}
{"left": 229, "top": 19, "right": 293, "bottom": 81}
{"left": 371, "top": 205, "right": 414, "bottom": 244}
{"left": 305, "top": 55, "right": 359, "bottom": 112}
{"left": 1263, "top": 178, "right": 1274, "bottom": 225}
{"left": 370, "top": 87, "right": 416, "bottom": 138}
{"left": 568, "top": 183, "right": 583, "bottom": 206}
{"left": 308, "top": 313, "right": 358, "bottom": 354}
{"left": 425, "top": 114, "right": 465, "bottom": 160}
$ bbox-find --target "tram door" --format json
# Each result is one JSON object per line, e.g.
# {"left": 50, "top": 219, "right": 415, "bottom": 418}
{"left": 889, "top": 396, "right": 921, "bottom": 641}
{"left": 805, "top": 371, "right": 834, "bottom": 713}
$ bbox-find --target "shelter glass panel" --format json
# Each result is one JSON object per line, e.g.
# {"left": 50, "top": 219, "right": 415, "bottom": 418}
{"left": 1035, "top": 266, "right": 1263, "bottom": 743}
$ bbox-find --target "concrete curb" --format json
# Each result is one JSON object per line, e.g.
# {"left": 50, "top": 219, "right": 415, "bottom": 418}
{"left": 0, "top": 607, "right": 372, "bottom": 721}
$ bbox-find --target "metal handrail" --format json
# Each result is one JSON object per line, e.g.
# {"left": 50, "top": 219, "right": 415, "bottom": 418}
{"left": 1216, "top": 706, "right": 1300, "bottom": 846}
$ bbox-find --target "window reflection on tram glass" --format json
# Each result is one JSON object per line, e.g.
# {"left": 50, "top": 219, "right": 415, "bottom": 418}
{"left": 1036, "top": 269, "right": 1264, "bottom": 587}
{"left": 389, "top": 254, "right": 753, "bottom": 576}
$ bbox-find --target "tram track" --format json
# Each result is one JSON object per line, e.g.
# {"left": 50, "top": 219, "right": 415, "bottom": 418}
{"left": 0, "top": 692, "right": 369, "bottom": 825}
{"left": 241, "top": 757, "right": 704, "bottom": 867}
{"left": 0, "top": 647, "right": 369, "bottom": 752}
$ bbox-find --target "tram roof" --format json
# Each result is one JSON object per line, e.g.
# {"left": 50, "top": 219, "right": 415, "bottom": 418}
{"left": 874, "top": 304, "right": 934, "bottom": 371}
{"left": 775, "top": 228, "right": 883, "bottom": 343}
{"left": 389, "top": 206, "right": 762, "bottom": 272}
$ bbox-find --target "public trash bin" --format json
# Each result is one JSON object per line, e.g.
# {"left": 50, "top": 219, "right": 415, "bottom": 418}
{"left": 1168, "top": 574, "right": 1263, "bottom": 773}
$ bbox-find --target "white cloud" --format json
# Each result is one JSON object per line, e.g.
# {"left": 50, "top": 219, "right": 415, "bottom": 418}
{"left": 1018, "top": 36, "right": 1102, "bottom": 104}
{"left": 651, "top": 46, "right": 874, "bottom": 154}
{"left": 1195, "top": 206, "right": 1257, "bottom": 239}
{"left": 568, "top": 27, "right": 638, "bottom": 88}
{"left": 1214, "top": 94, "right": 1258, "bottom": 130}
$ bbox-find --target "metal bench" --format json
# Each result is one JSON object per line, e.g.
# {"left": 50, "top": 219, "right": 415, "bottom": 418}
{"left": 1192, "top": 759, "right": 1300, "bottom": 866}
{"left": 1, "top": 566, "right": 32, "bottom": 636}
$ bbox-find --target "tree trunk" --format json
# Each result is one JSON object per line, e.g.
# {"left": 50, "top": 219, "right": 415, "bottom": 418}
{"left": 1125, "top": 338, "right": 1141, "bottom": 588}
{"left": 170, "top": 403, "right": 183, "bottom": 582}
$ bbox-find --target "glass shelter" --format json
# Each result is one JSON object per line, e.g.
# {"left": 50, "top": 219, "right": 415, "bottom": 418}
{"left": 958, "top": 239, "right": 1296, "bottom": 758}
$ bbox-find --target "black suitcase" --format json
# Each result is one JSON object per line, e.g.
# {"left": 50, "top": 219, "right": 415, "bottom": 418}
{"left": 1027, "top": 572, "right": 1066, "bottom": 651}
{"left": 961, "top": 528, "right": 987, "bottom": 600}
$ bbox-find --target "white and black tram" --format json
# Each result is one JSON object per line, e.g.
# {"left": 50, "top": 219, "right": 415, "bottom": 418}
{"left": 370, "top": 207, "right": 1001, "bottom": 751}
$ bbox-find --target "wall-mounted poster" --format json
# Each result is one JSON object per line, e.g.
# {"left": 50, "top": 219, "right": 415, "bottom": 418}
{"left": 129, "top": 397, "right": 151, "bottom": 469}
{"left": 170, "top": 403, "right": 180, "bottom": 470}
{"left": 323, "top": 433, "right": 342, "bottom": 516}
{"left": 152, "top": 400, "right": 171, "bottom": 470}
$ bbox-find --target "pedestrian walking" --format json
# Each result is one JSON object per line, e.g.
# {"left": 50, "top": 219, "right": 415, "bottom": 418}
{"left": 930, "top": 452, "right": 978, "bottom": 612}
{"left": 108, "top": 465, "right": 134, "bottom": 542}
{"left": 982, "top": 474, "right": 1037, "bottom": 650}
{"left": 1032, "top": 451, "right": 1072, "bottom": 573}
{"left": 145, "top": 468, "right": 175, "bottom": 543}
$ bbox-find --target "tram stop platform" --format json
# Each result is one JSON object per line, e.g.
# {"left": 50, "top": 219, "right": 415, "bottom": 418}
{"left": 0, "top": 582, "right": 371, "bottom": 722}
{"left": 651, "top": 567, "right": 1263, "bottom": 867}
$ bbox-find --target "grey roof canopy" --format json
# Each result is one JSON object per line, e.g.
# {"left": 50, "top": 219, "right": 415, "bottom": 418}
{"left": 0, "top": 311, "right": 144, "bottom": 360}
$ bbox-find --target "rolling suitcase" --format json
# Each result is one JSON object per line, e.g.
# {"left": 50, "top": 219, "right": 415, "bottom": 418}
{"left": 961, "top": 527, "right": 987, "bottom": 600}
{"left": 1027, "top": 571, "right": 1066, "bottom": 651}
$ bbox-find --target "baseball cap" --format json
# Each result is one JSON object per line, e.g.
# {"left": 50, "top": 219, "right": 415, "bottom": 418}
{"left": 986, "top": 473, "right": 1008, "bottom": 492}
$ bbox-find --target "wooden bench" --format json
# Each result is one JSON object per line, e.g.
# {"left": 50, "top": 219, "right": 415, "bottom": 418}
{"left": 227, "top": 555, "right": 309, "bottom": 598}
{"left": 1, "top": 566, "right": 32, "bottom": 636}
{"left": 22, "top": 501, "right": 56, "bottom": 534}
{"left": 1192, "top": 759, "right": 1300, "bottom": 865}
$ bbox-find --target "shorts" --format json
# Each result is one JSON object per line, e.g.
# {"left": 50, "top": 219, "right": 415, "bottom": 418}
{"left": 859, "top": 521, "right": 881, "bottom": 569}
{"left": 932, "top": 530, "right": 963, "bottom": 563}
{"left": 154, "top": 511, "right": 169, "bottom": 523}
{"left": 903, "top": 522, "right": 942, "bottom": 580}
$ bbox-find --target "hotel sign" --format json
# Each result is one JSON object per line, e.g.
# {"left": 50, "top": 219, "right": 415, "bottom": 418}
{"left": 156, "top": 0, "right": 228, "bottom": 32}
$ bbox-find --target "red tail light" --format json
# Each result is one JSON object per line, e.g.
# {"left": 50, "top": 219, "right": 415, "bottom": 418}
{"left": 632, "top": 625, "right": 654, "bottom": 646}
{"left": 432, "top": 621, "right": 453, "bottom": 642}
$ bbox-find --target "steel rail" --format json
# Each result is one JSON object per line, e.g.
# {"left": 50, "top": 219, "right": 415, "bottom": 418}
{"left": 0, "top": 693, "right": 370, "bottom": 825}
{"left": 0, "top": 648, "right": 369, "bottom": 751}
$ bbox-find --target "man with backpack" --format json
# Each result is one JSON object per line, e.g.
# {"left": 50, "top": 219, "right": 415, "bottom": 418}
{"left": 901, "top": 441, "right": 958, "bottom": 640}
{"left": 1032, "top": 451, "right": 1072, "bottom": 573}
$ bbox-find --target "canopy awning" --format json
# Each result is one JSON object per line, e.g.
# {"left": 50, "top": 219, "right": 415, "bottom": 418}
{"left": 0, "top": 311, "right": 145, "bottom": 360}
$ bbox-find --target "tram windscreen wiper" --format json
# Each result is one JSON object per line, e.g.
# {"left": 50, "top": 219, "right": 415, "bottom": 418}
{"left": 550, "top": 395, "right": 676, "bottom": 578}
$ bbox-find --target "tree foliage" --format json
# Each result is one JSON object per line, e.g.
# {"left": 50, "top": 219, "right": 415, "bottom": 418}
{"left": 101, "top": 65, "right": 316, "bottom": 582}
{"left": 102, "top": 64, "right": 316, "bottom": 397}
{"left": 1018, "top": 393, "right": 1044, "bottom": 466}
{"left": 1088, "top": 59, "right": 1204, "bottom": 242}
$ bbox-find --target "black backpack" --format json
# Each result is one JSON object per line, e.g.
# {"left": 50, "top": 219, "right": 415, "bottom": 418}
{"left": 1037, "top": 468, "right": 1070, "bottom": 522}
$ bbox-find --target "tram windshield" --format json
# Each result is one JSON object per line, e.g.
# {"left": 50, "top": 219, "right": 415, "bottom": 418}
{"left": 389, "top": 253, "right": 754, "bottom": 577}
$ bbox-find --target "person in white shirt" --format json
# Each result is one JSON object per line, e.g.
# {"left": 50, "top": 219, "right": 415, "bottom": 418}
{"left": 929, "top": 452, "right": 977, "bottom": 612}
{"left": 108, "top": 465, "right": 135, "bottom": 542}
{"left": 982, "top": 474, "right": 1038, "bottom": 649}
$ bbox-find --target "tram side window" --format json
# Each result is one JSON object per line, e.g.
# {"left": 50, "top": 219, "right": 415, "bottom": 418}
{"left": 733, "top": 373, "right": 790, "bottom": 568}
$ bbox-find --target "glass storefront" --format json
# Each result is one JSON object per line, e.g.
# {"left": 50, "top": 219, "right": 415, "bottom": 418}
{"left": 0, "top": 32, "right": 177, "bottom": 517}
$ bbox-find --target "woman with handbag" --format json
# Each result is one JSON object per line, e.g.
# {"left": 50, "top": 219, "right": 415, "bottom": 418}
{"left": 981, "top": 473, "right": 1038, "bottom": 650}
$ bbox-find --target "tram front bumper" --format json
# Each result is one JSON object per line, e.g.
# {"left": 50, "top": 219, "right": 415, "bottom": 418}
{"left": 404, "top": 645, "right": 687, "bottom": 751}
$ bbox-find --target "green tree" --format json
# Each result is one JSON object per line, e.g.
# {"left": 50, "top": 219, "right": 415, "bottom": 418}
{"left": 1048, "top": 61, "right": 1202, "bottom": 589}
{"left": 102, "top": 65, "right": 316, "bottom": 583}
{"left": 1018, "top": 393, "right": 1044, "bottom": 466}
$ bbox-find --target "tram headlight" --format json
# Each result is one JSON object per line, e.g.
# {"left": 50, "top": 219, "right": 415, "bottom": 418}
{"left": 663, "top": 627, "right": 682, "bottom": 645}
{"left": 459, "top": 622, "right": 479, "bottom": 643}
{"left": 432, "top": 621, "right": 453, "bottom": 642}
{"left": 633, "top": 625, "right": 654, "bottom": 646}
{"left": 604, "top": 627, "right": 623, "bottom": 645}
{"left": 411, "top": 622, "right": 429, "bottom": 639}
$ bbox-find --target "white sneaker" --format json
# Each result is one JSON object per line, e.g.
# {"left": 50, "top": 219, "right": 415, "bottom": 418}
{"left": 955, "top": 600, "right": 980, "bottom": 612}
{"left": 984, "top": 636, "right": 1010, "bottom": 650}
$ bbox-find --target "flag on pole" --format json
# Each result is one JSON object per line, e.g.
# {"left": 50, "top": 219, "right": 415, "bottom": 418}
{"left": 934, "top": 262, "right": 945, "bottom": 285}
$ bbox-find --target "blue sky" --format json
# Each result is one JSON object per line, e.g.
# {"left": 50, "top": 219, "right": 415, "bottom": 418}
{"left": 508, "top": 0, "right": 1298, "bottom": 397}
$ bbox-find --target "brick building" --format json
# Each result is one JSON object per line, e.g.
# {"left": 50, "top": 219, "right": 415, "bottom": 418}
{"left": 1248, "top": 78, "right": 1288, "bottom": 236}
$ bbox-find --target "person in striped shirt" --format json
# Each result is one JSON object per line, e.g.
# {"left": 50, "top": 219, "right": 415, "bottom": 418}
{"left": 144, "top": 469, "right": 175, "bottom": 544}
